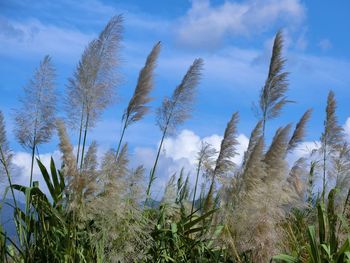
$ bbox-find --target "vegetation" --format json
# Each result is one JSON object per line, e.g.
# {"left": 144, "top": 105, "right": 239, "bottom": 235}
{"left": 1, "top": 15, "right": 350, "bottom": 262}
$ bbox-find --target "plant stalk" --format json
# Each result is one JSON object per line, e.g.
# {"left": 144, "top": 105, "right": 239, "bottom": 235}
{"left": 145, "top": 126, "right": 168, "bottom": 203}
{"left": 191, "top": 158, "right": 202, "bottom": 217}
{"left": 80, "top": 111, "right": 90, "bottom": 171}
{"left": 116, "top": 116, "right": 128, "bottom": 159}
{"left": 76, "top": 106, "right": 85, "bottom": 167}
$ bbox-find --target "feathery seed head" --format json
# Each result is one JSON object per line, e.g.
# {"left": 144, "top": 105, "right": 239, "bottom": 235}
{"left": 14, "top": 55, "right": 57, "bottom": 150}
{"left": 214, "top": 112, "right": 239, "bottom": 177}
{"left": 156, "top": 58, "right": 204, "bottom": 134}
{"left": 56, "top": 119, "right": 76, "bottom": 178}
{"left": 124, "top": 42, "right": 161, "bottom": 126}
{"left": 288, "top": 109, "right": 312, "bottom": 152}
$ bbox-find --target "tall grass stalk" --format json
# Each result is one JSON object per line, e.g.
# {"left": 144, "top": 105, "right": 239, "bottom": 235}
{"left": 0, "top": 111, "right": 16, "bottom": 206}
{"left": 14, "top": 56, "right": 56, "bottom": 186}
{"left": 320, "top": 91, "right": 343, "bottom": 201}
{"left": 146, "top": 58, "right": 203, "bottom": 200}
{"left": 190, "top": 142, "right": 215, "bottom": 216}
{"left": 115, "top": 42, "right": 161, "bottom": 158}
{"left": 65, "top": 16, "right": 123, "bottom": 171}
{"left": 257, "top": 30, "right": 290, "bottom": 137}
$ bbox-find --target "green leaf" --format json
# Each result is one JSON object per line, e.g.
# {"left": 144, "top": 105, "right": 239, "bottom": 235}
{"left": 50, "top": 157, "right": 62, "bottom": 197}
{"left": 335, "top": 236, "right": 350, "bottom": 262}
{"left": 321, "top": 244, "right": 331, "bottom": 259}
{"left": 308, "top": 225, "right": 321, "bottom": 263}
{"left": 328, "top": 189, "right": 338, "bottom": 254}
{"left": 272, "top": 254, "right": 299, "bottom": 263}
{"left": 37, "top": 158, "right": 57, "bottom": 203}
{"left": 317, "top": 202, "right": 326, "bottom": 244}
{"left": 184, "top": 208, "right": 218, "bottom": 231}
{"left": 171, "top": 223, "right": 178, "bottom": 234}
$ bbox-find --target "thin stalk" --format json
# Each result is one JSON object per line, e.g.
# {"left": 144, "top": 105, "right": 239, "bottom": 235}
{"left": 0, "top": 147, "right": 18, "bottom": 211}
{"left": 191, "top": 159, "right": 202, "bottom": 217}
{"left": 29, "top": 77, "right": 42, "bottom": 187}
{"left": 262, "top": 108, "right": 267, "bottom": 138}
{"left": 115, "top": 115, "right": 128, "bottom": 158}
{"left": 0, "top": 158, "right": 18, "bottom": 216}
{"left": 35, "top": 145, "right": 41, "bottom": 161}
{"left": 76, "top": 107, "right": 85, "bottom": 167}
{"left": 145, "top": 125, "right": 168, "bottom": 202}
{"left": 146, "top": 92, "right": 180, "bottom": 199}
{"left": 79, "top": 111, "right": 90, "bottom": 171}
{"left": 146, "top": 80, "right": 184, "bottom": 203}
{"left": 29, "top": 138, "right": 36, "bottom": 187}
{"left": 307, "top": 161, "right": 316, "bottom": 206}
{"left": 0, "top": 145, "right": 22, "bottom": 252}
{"left": 322, "top": 144, "right": 327, "bottom": 202}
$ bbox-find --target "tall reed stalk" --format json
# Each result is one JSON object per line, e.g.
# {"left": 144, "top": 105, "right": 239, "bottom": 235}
{"left": 0, "top": 112, "right": 17, "bottom": 208}
{"left": 320, "top": 91, "right": 343, "bottom": 201}
{"left": 145, "top": 58, "right": 203, "bottom": 201}
{"left": 14, "top": 56, "right": 56, "bottom": 186}
{"left": 257, "top": 30, "right": 290, "bottom": 137}
{"left": 116, "top": 42, "right": 161, "bottom": 158}
{"left": 65, "top": 16, "right": 123, "bottom": 170}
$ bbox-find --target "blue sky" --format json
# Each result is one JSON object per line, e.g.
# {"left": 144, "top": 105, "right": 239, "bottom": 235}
{"left": 1, "top": 0, "right": 350, "bottom": 194}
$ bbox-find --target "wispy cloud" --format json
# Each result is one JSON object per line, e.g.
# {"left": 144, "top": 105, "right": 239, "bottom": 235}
{"left": 175, "top": 0, "right": 305, "bottom": 49}
{"left": 0, "top": 17, "right": 94, "bottom": 61}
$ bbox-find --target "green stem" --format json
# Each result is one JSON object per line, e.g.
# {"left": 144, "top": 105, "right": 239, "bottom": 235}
{"left": 0, "top": 146, "right": 18, "bottom": 211}
{"left": 191, "top": 159, "right": 202, "bottom": 217}
{"left": 115, "top": 117, "right": 128, "bottom": 159}
{"left": 145, "top": 126, "right": 167, "bottom": 203}
{"left": 35, "top": 145, "right": 41, "bottom": 161}
{"left": 79, "top": 111, "right": 90, "bottom": 171}
{"left": 322, "top": 144, "right": 327, "bottom": 202}
{"left": 262, "top": 109, "right": 267, "bottom": 139}
{"left": 76, "top": 107, "right": 85, "bottom": 167}
{"left": 145, "top": 94, "right": 177, "bottom": 204}
{"left": 0, "top": 160, "right": 22, "bottom": 254}
{"left": 29, "top": 139, "right": 36, "bottom": 187}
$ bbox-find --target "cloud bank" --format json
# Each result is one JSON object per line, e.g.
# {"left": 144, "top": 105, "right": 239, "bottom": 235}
{"left": 175, "top": 0, "right": 305, "bottom": 48}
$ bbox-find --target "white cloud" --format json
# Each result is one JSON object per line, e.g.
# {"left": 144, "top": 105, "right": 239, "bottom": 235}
{"left": 5, "top": 150, "right": 62, "bottom": 198}
{"left": 132, "top": 129, "right": 249, "bottom": 197}
{"left": 162, "top": 129, "right": 248, "bottom": 165}
{"left": 175, "top": 0, "right": 305, "bottom": 48}
{"left": 162, "top": 130, "right": 202, "bottom": 164}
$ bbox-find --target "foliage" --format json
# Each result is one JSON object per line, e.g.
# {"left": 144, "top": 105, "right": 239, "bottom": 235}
{"left": 274, "top": 189, "right": 350, "bottom": 263}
